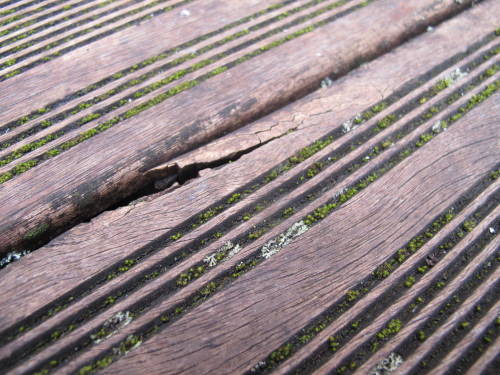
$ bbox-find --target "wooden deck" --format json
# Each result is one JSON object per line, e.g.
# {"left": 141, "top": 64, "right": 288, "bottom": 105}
{"left": 0, "top": 0, "right": 499, "bottom": 374}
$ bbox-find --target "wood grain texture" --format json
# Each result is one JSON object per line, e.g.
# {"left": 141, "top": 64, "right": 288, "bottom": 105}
{"left": 279, "top": 187, "right": 500, "bottom": 375}
{"left": 0, "top": 0, "right": 357, "bottom": 167}
{"left": 1, "top": 1, "right": 499, "bottom": 374}
{"left": 0, "top": 0, "right": 486, "bottom": 255}
{"left": 0, "top": 0, "right": 284, "bottom": 121}
{"left": 99, "top": 92, "right": 500, "bottom": 375}
{"left": 424, "top": 300, "right": 500, "bottom": 375}
{"left": 464, "top": 335, "right": 500, "bottom": 375}
{"left": 395, "top": 283, "right": 500, "bottom": 375}
{"left": 1, "top": 0, "right": 496, "bottom": 333}
{"left": 321, "top": 226, "right": 500, "bottom": 375}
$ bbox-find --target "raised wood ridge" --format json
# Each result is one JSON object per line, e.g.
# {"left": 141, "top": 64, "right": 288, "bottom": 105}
{"left": 0, "top": 0, "right": 499, "bottom": 374}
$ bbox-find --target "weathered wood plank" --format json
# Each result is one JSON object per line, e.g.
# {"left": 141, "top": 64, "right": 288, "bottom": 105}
{"left": 0, "top": 0, "right": 485, "bottom": 256}
{"left": 96, "top": 93, "right": 500, "bottom": 375}
{"left": 0, "top": 0, "right": 283, "bottom": 121}
{"left": 321, "top": 228, "right": 500, "bottom": 375}
{"left": 1, "top": 0, "right": 497, "bottom": 333}
{"left": 464, "top": 335, "right": 500, "bottom": 375}
{"left": 279, "top": 188, "right": 500, "bottom": 375}
{"left": 394, "top": 287, "right": 500, "bottom": 375}
{"left": 1, "top": 1, "right": 499, "bottom": 374}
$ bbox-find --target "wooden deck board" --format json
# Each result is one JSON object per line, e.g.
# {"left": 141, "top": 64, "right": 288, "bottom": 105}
{"left": 96, "top": 92, "right": 500, "bottom": 375}
{"left": 0, "top": 0, "right": 487, "bottom": 254}
{"left": 1, "top": 0, "right": 497, "bottom": 332}
{"left": 0, "top": 0, "right": 499, "bottom": 374}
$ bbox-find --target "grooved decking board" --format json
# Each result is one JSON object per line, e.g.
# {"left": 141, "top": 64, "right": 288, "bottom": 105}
{"left": 99, "top": 92, "right": 500, "bottom": 375}
{"left": 281, "top": 191, "right": 500, "bottom": 375}
{"left": 0, "top": 0, "right": 481, "bottom": 254}
{"left": 0, "top": 0, "right": 499, "bottom": 374}
{"left": 1, "top": 0, "right": 497, "bottom": 334}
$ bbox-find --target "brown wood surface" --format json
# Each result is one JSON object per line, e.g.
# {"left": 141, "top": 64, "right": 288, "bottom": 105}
{"left": 280, "top": 190, "right": 500, "bottom": 375}
{"left": 0, "top": 1, "right": 499, "bottom": 374}
{"left": 465, "top": 335, "right": 500, "bottom": 375}
{"left": 1, "top": 0, "right": 497, "bottom": 333}
{"left": 395, "top": 287, "right": 500, "bottom": 375}
{"left": 99, "top": 94, "right": 500, "bottom": 375}
{"left": 0, "top": 0, "right": 483, "bottom": 255}
{"left": 333, "top": 234, "right": 500, "bottom": 375}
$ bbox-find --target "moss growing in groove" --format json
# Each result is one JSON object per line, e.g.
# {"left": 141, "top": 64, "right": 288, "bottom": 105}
{"left": 23, "top": 222, "right": 50, "bottom": 241}
{"left": 489, "top": 169, "right": 500, "bottom": 180}
{"left": 10, "top": 35, "right": 500, "bottom": 364}
{"left": 376, "top": 319, "right": 402, "bottom": 340}
{"left": 268, "top": 343, "right": 292, "bottom": 367}
{"left": 283, "top": 207, "right": 295, "bottom": 218}
{"left": 5, "top": 70, "right": 20, "bottom": 78}
{"left": 377, "top": 114, "right": 396, "bottom": 129}
{"left": 171, "top": 233, "right": 182, "bottom": 241}
{"left": 227, "top": 193, "right": 241, "bottom": 204}
{"left": 345, "top": 290, "right": 360, "bottom": 302}
{"left": 462, "top": 220, "right": 475, "bottom": 232}
{"left": 404, "top": 276, "right": 415, "bottom": 287}
{"left": 176, "top": 266, "right": 206, "bottom": 286}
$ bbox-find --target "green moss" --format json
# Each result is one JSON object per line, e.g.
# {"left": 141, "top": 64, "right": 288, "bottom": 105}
{"left": 345, "top": 290, "right": 360, "bottom": 302}
{"left": 198, "top": 206, "right": 223, "bottom": 224}
{"left": 417, "top": 265, "right": 428, "bottom": 274}
{"left": 286, "top": 136, "right": 334, "bottom": 168}
{"left": 436, "top": 281, "right": 446, "bottom": 288}
{"left": 377, "top": 319, "right": 402, "bottom": 339}
{"left": 171, "top": 233, "right": 182, "bottom": 241}
{"left": 5, "top": 70, "right": 20, "bottom": 78}
{"left": 248, "top": 228, "right": 267, "bottom": 239}
{"left": 375, "top": 259, "right": 395, "bottom": 279}
{"left": 269, "top": 343, "right": 292, "bottom": 364}
{"left": 23, "top": 222, "right": 50, "bottom": 241}
{"left": 283, "top": 207, "right": 295, "bottom": 218}
{"left": 51, "top": 331, "right": 61, "bottom": 341}
{"left": 200, "top": 282, "right": 217, "bottom": 297}
{"left": 404, "top": 276, "right": 415, "bottom": 288}
{"left": 177, "top": 266, "right": 206, "bottom": 286}
{"left": 377, "top": 114, "right": 396, "bottom": 129}
{"left": 329, "top": 336, "right": 340, "bottom": 352}
{"left": 381, "top": 140, "right": 392, "bottom": 149}
{"left": 264, "top": 170, "right": 278, "bottom": 183}
{"left": 462, "top": 220, "right": 475, "bottom": 232}
{"left": 415, "top": 133, "right": 433, "bottom": 147}
{"left": 227, "top": 193, "right": 241, "bottom": 204}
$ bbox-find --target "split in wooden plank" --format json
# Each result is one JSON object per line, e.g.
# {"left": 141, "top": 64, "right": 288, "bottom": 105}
{"left": 0, "top": 0, "right": 485, "bottom": 255}
{"left": 1, "top": 0, "right": 498, "bottom": 336}
{"left": 97, "top": 92, "right": 500, "bottom": 375}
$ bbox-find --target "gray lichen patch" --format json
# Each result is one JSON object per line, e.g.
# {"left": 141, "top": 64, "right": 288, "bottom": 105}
{"left": 225, "top": 241, "right": 243, "bottom": 260}
{"left": 321, "top": 77, "right": 334, "bottom": 88}
{"left": 445, "top": 68, "right": 467, "bottom": 85}
{"left": 113, "top": 334, "right": 142, "bottom": 356}
{"left": 204, "top": 240, "right": 242, "bottom": 267}
{"left": 261, "top": 220, "right": 309, "bottom": 259}
{"left": 91, "top": 311, "right": 133, "bottom": 344}
{"left": 368, "top": 352, "right": 403, "bottom": 375}
{"left": 342, "top": 115, "right": 361, "bottom": 133}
